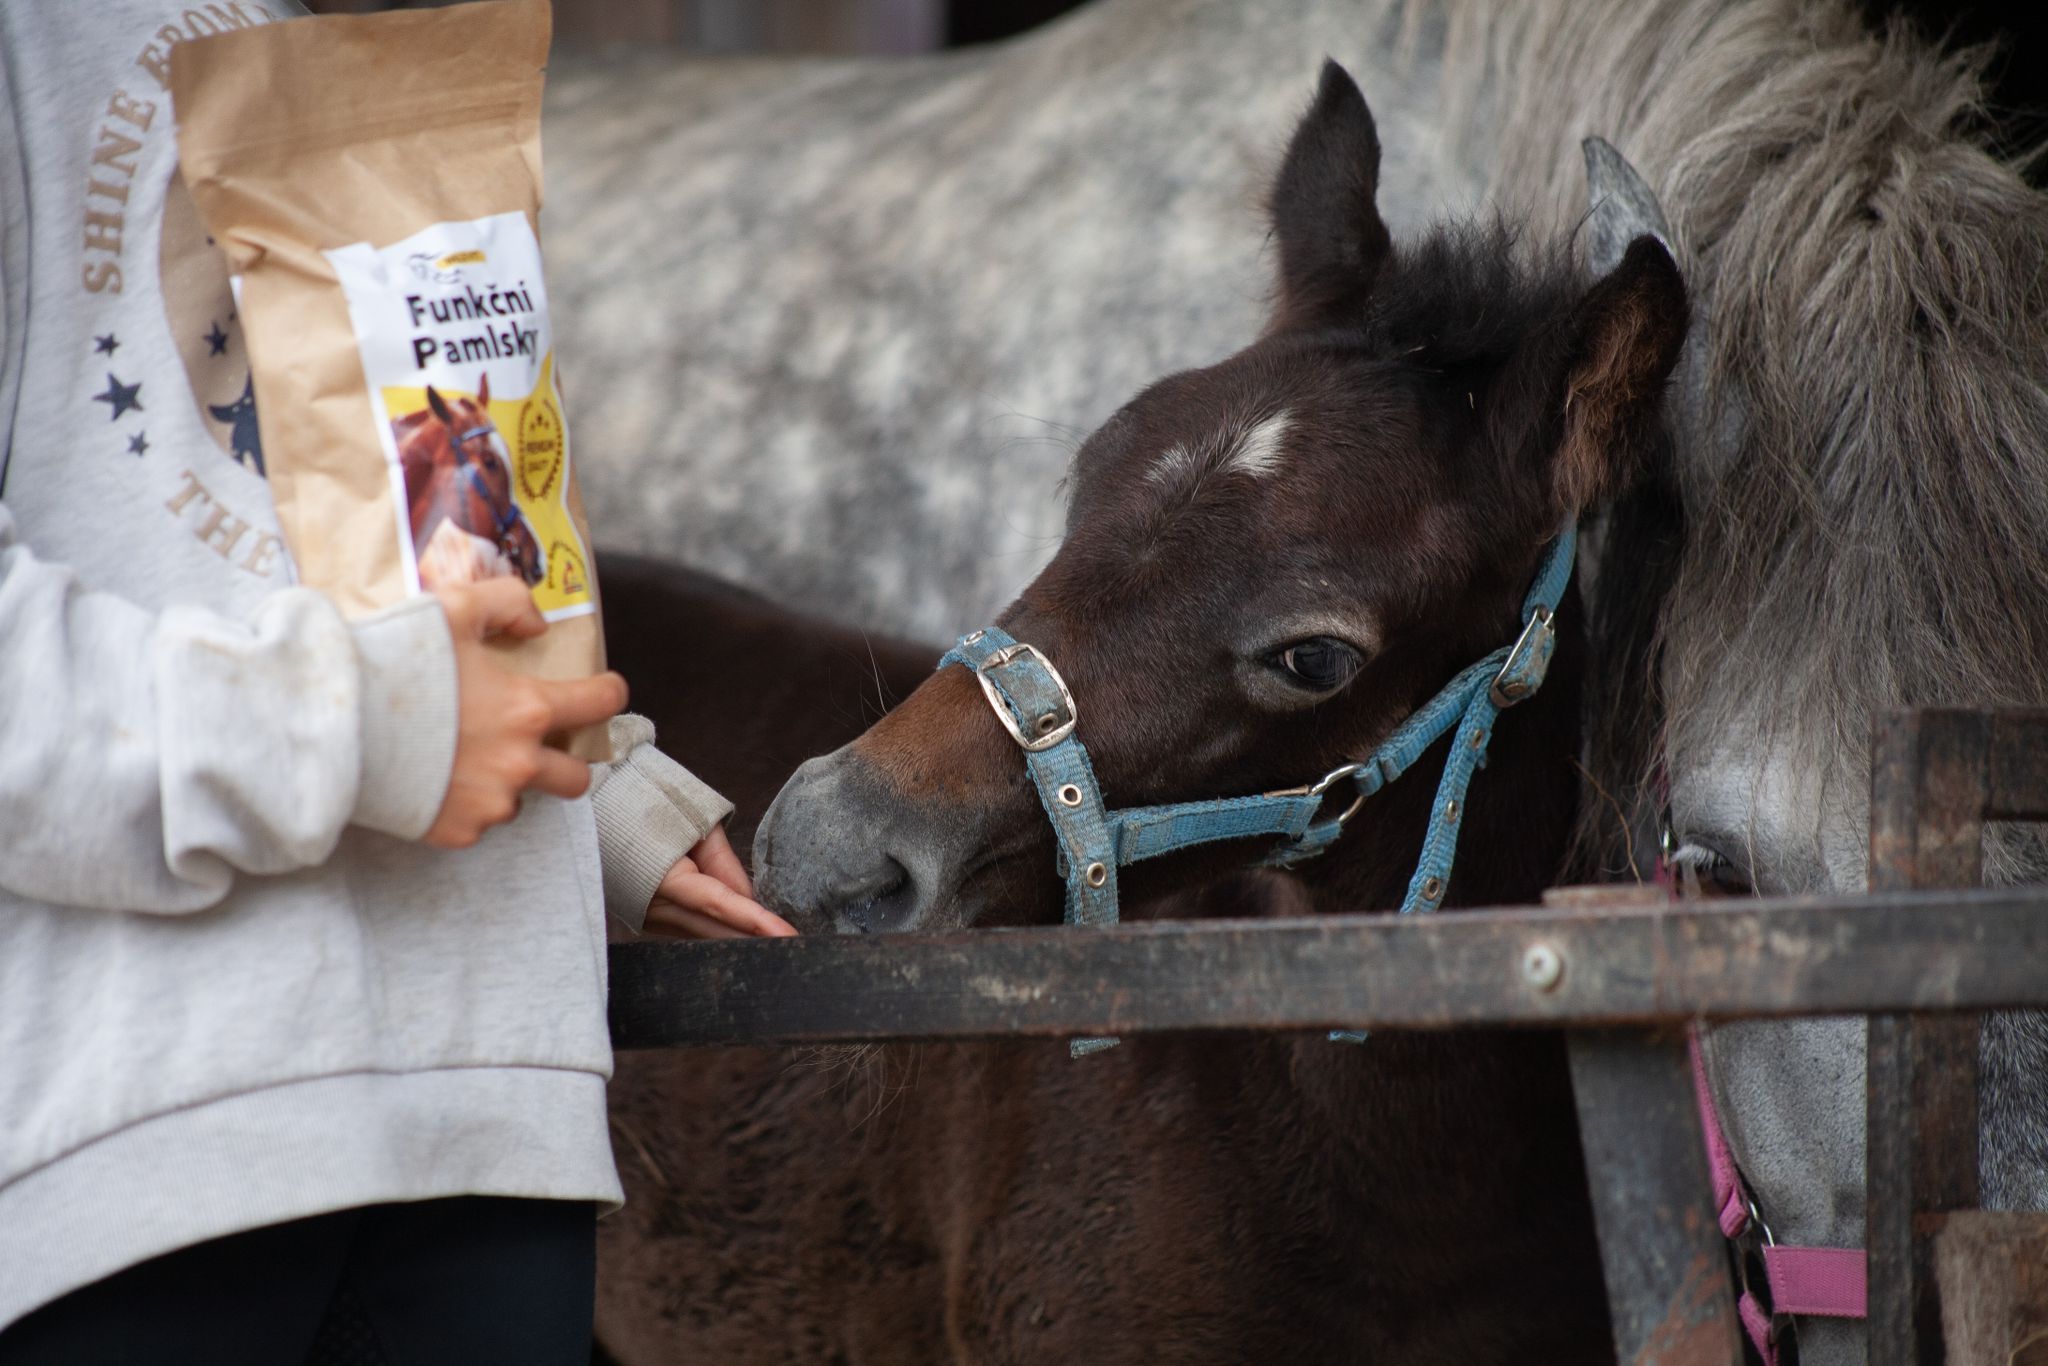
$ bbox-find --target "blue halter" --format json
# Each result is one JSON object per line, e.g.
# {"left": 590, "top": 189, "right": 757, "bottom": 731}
{"left": 939, "top": 525, "right": 1578, "bottom": 1054}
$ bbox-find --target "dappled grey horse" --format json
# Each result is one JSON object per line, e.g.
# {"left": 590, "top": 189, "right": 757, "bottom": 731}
{"left": 547, "top": 1, "right": 2048, "bottom": 1359}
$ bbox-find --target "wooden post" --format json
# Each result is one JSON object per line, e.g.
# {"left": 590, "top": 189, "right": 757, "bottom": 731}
{"left": 1866, "top": 709, "right": 1989, "bottom": 1365}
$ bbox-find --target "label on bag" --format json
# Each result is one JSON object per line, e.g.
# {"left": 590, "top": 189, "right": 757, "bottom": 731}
{"left": 328, "top": 210, "right": 593, "bottom": 621}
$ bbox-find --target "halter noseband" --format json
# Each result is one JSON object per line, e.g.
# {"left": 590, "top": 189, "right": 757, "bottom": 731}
{"left": 939, "top": 524, "right": 1577, "bottom": 1054}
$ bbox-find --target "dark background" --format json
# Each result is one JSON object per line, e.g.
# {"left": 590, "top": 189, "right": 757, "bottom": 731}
{"left": 1879, "top": 0, "right": 2048, "bottom": 167}
{"left": 304, "top": 0, "right": 2048, "bottom": 178}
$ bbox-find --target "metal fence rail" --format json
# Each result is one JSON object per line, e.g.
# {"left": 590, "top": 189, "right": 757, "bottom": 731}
{"left": 607, "top": 887, "right": 2048, "bottom": 1047}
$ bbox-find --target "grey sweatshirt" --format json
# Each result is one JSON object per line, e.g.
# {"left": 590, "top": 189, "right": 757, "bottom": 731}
{"left": 0, "top": 0, "right": 730, "bottom": 1327}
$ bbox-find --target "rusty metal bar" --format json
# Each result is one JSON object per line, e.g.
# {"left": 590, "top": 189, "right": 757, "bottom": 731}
{"left": 1567, "top": 1028, "right": 1744, "bottom": 1366}
{"left": 608, "top": 885, "right": 2048, "bottom": 1048}
{"left": 1550, "top": 886, "right": 1741, "bottom": 1366}
{"left": 1986, "top": 708, "right": 2048, "bottom": 820}
{"left": 1867, "top": 709, "right": 1995, "bottom": 1365}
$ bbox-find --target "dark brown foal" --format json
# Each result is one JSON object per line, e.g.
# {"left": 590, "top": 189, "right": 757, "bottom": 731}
{"left": 598, "top": 61, "right": 1686, "bottom": 1365}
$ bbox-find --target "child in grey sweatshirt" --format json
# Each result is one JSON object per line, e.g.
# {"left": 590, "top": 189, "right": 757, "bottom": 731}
{"left": 0, "top": 0, "right": 786, "bottom": 1349}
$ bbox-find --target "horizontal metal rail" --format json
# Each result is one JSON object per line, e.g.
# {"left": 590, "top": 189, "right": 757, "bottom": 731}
{"left": 608, "top": 885, "right": 2048, "bottom": 1048}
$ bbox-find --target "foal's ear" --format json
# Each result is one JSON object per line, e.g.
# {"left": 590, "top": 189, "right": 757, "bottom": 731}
{"left": 1268, "top": 60, "right": 1391, "bottom": 328}
{"left": 426, "top": 385, "right": 454, "bottom": 426}
{"left": 1550, "top": 235, "right": 1688, "bottom": 514}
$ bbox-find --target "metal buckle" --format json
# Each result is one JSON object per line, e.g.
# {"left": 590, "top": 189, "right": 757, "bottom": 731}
{"left": 1489, "top": 606, "right": 1554, "bottom": 708}
{"left": 1732, "top": 1190, "right": 1791, "bottom": 1348}
{"left": 1744, "top": 1191, "right": 1777, "bottom": 1248}
{"left": 1265, "top": 761, "right": 1369, "bottom": 825}
{"left": 974, "top": 642, "right": 1079, "bottom": 753}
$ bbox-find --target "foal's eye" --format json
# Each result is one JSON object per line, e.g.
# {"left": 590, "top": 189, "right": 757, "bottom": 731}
{"left": 1275, "top": 638, "right": 1362, "bottom": 692}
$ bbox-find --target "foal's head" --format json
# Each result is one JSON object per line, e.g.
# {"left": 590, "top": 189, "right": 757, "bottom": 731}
{"left": 756, "top": 62, "right": 1686, "bottom": 932}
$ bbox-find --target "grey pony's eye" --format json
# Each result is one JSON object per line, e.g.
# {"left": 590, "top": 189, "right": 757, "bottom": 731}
{"left": 1272, "top": 637, "right": 1363, "bottom": 692}
{"left": 1667, "top": 840, "right": 1755, "bottom": 898}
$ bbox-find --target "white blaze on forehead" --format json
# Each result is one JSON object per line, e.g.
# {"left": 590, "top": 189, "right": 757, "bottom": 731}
{"left": 1148, "top": 442, "right": 1203, "bottom": 489}
{"left": 1145, "top": 408, "right": 1292, "bottom": 489}
{"left": 1221, "top": 408, "right": 1291, "bottom": 479}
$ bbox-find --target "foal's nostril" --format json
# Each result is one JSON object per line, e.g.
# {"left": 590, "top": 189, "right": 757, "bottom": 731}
{"left": 755, "top": 751, "right": 958, "bottom": 935}
{"left": 837, "top": 856, "right": 912, "bottom": 935}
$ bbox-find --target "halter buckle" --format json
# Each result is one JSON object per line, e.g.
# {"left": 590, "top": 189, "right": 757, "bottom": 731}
{"left": 974, "top": 642, "right": 1079, "bottom": 752}
{"left": 1489, "top": 606, "right": 1555, "bottom": 708}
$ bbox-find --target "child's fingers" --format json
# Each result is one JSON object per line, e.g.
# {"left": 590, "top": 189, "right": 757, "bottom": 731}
{"left": 654, "top": 867, "right": 796, "bottom": 938}
{"left": 693, "top": 826, "right": 756, "bottom": 898}
{"left": 644, "top": 900, "right": 745, "bottom": 940}
{"left": 443, "top": 577, "right": 545, "bottom": 640}
{"left": 538, "top": 671, "right": 629, "bottom": 733}
{"left": 528, "top": 748, "right": 592, "bottom": 799}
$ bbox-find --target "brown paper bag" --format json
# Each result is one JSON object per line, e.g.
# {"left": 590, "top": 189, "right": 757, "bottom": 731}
{"left": 172, "top": 0, "right": 609, "bottom": 759}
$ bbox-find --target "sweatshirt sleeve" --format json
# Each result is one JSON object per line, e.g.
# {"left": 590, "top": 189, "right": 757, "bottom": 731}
{"left": 588, "top": 713, "right": 735, "bottom": 932}
{"left": 0, "top": 505, "right": 459, "bottom": 913}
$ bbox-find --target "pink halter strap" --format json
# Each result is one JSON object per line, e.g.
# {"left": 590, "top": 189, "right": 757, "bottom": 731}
{"left": 1655, "top": 795, "right": 1865, "bottom": 1362}
{"left": 1684, "top": 1028, "right": 1866, "bottom": 1364}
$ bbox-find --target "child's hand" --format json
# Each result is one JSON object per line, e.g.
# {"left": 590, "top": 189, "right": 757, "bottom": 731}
{"left": 644, "top": 826, "right": 797, "bottom": 939}
{"left": 423, "top": 578, "right": 628, "bottom": 849}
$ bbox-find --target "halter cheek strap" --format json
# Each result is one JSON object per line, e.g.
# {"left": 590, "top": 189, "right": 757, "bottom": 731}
{"left": 940, "top": 525, "right": 1578, "bottom": 1056}
{"left": 1387, "top": 528, "right": 1570, "bottom": 916}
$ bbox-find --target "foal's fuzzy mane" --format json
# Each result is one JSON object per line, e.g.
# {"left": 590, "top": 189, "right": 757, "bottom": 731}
{"left": 1376, "top": 0, "right": 2048, "bottom": 876}
{"left": 1084, "top": 217, "right": 1586, "bottom": 500}
{"left": 1339, "top": 217, "right": 1580, "bottom": 371}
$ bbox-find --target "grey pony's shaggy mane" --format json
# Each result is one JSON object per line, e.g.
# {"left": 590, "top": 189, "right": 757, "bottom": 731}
{"left": 1386, "top": 0, "right": 2048, "bottom": 877}
{"left": 1391, "top": 0, "right": 2048, "bottom": 1234}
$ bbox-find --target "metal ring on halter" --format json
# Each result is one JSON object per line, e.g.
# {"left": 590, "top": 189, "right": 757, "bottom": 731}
{"left": 1263, "top": 761, "right": 1369, "bottom": 825}
{"left": 1743, "top": 1192, "right": 1777, "bottom": 1248}
{"left": 973, "top": 642, "right": 1078, "bottom": 752}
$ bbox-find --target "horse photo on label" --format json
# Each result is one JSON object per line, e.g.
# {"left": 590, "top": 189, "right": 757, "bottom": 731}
{"left": 391, "top": 372, "right": 548, "bottom": 590}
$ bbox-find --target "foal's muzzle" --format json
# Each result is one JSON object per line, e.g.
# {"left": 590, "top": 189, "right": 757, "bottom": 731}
{"left": 753, "top": 748, "right": 961, "bottom": 935}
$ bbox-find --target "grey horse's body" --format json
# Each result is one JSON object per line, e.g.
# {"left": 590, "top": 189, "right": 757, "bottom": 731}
{"left": 546, "top": 0, "right": 1475, "bottom": 637}
{"left": 547, "top": 3, "right": 2048, "bottom": 1360}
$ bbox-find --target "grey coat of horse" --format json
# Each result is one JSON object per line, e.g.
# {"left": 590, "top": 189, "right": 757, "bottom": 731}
{"left": 544, "top": 2, "right": 2048, "bottom": 1359}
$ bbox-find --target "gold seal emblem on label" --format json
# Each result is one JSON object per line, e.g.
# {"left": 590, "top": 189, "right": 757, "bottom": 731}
{"left": 518, "top": 388, "right": 565, "bottom": 502}
{"left": 549, "top": 538, "right": 588, "bottom": 597}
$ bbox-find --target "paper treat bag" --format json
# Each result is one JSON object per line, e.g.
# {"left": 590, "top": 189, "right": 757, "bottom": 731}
{"left": 173, "top": 0, "right": 608, "bottom": 759}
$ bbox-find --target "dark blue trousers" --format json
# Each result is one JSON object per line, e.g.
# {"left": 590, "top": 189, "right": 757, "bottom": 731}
{"left": 0, "top": 1196, "right": 596, "bottom": 1366}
